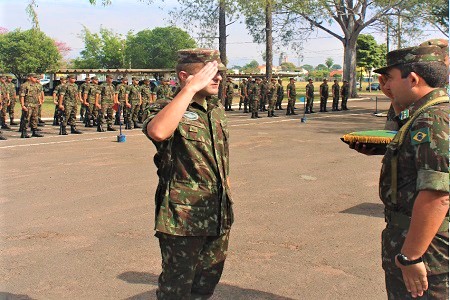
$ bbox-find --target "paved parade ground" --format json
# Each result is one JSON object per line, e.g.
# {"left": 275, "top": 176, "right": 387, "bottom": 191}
{"left": 1, "top": 97, "right": 392, "bottom": 299}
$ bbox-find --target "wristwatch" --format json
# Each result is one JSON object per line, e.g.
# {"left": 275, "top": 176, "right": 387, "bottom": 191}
{"left": 396, "top": 253, "right": 423, "bottom": 266}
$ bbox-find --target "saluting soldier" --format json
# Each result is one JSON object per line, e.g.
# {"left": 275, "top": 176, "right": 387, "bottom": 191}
{"left": 126, "top": 77, "right": 142, "bottom": 129}
{"left": 96, "top": 74, "right": 117, "bottom": 132}
{"left": 19, "top": 73, "right": 43, "bottom": 138}
{"left": 319, "top": 78, "right": 329, "bottom": 112}
{"left": 331, "top": 79, "right": 341, "bottom": 111}
{"left": 6, "top": 75, "right": 18, "bottom": 126}
{"left": 286, "top": 77, "right": 297, "bottom": 115}
{"left": 58, "top": 74, "right": 83, "bottom": 135}
{"left": 83, "top": 76, "right": 99, "bottom": 127}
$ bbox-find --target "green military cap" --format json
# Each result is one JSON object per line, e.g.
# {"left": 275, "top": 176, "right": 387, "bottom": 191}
{"left": 90, "top": 76, "right": 98, "bottom": 80}
{"left": 67, "top": 74, "right": 76, "bottom": 79}
{"left": 177, "top": 48, "right": 227, "bottom": 71}
{"left": 374, "top": 45, "right": 446, "bottom": 74}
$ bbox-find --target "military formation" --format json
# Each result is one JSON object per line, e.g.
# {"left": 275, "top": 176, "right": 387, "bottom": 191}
{"left": 0, "top": 74, "right": 176, "bottom": 140}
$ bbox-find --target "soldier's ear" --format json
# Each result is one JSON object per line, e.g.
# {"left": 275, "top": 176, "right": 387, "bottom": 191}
{"left": 178, "top": 71, "right": 190, "bottom": 82}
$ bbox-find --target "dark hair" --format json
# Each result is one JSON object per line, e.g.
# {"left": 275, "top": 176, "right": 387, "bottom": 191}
{"left": 398, "top": 62, "right": 447, "bottom": 88}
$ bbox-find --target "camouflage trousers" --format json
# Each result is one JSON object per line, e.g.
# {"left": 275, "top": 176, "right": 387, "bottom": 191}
{"left": 38, "top": 103, "right": 42, "bottom": 120}
{"left": 276, "top": 95, "right": 283, "bottom": 109}
{"left": 8, "top": 97, "right": 16, "bottom": 118}
{"left": 287, "top": 97, "right": 295, "bottom": 112}
{"left": 98, "top": 103, "right": 114, "bottom": 126}
{"left": 62, "top": 104, "right": 77, "bottom": 127}
{"left": 156, "top": 230, "right": 230, "bottom": 300}
{"left": 306, "top": 96, "right": 314, "bottom": 112}
{"left": 341, "top": 95, "right": 349, "bottom": 109}
{"left": 86, "top": 102, "right": 98, "bottom": 123}
{"left": 385, "top": 271, "right": 448, "bottom": 299}
{"left": 116, "top": 101, "right": 127, "bottom": 124}
{"left": 252, "top": 98, "right": 259, "bottom": 114}
{"left": 267, "top": 97, "right": 276, "bottom": 113}
{"left": 1, "top": 99, "right": 7, "bottom": 124}
{"left": 129, "top": 101, "right": 140, "bottom": 123}
{"left": 20, "top": 105, "right": 38, "bottom": 130}
{"left": 225, "top": 95, "right": 233, "bottom": 110}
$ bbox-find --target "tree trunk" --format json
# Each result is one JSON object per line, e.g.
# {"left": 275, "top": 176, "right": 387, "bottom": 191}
{"left": 342, "top": 36, "right": 358, "bottom": 98}
{"left": 218, "top": 0, "right": 227, "bottom": 103}
{"left": 265, "top": 0, "right": 273, "bottom": 80}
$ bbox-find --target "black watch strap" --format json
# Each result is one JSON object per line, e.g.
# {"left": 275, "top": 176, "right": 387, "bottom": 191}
{"left": 396, "top": 253, "right": 423, "bottom": 266}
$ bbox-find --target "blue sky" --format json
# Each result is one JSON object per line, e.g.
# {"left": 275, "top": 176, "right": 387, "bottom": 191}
{"left": 0, "top": 0, "right": 445, "bottom": 68}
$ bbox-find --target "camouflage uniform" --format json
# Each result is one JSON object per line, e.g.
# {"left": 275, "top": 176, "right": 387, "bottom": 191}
{"left": 331, "top": 81, "right": 340, "bottom": 111}
{"left": 340, "top": 81, "right": 349, "bottom": 110}
{"left": 97, "top": 81, "right": 116, "bottom": 129}
{"left": 115, "top": 81, "right": 129, "bottom": 125}
{"left": 52, "top": 81, "right": 65, "bottom": 126}
{"left": 286, "top": 80, "right": 297, "bottom": 115}
{"left": 250, "top": 79, "right": 262, "bottom": 118}
{"left": 260, "top": 79, "right": 268, "bottom": 111}
{"left": 305, "top": 81, "right": 315, "bottom": 114}
{"left": 246, "top": 78, "right": 254, "bottom": 113}
{"left": 143, "top": 49, "right": 233, "bottom": 300}
{"left": 0, "top": 79, "right": 9, "bottom": 129}
{"left": 36, "top": 83, "right": 45, "bottom": 125}
{"left": 78, "top": 80, "right": 90, "bottom": 121}
{"left": 374, "top": 45, "right": 449, "bottom": 299}
{"left": 140, "top": 82, "right": 152, "bottom": 123}
{"left": 156, "top": 83, "right": 173, "bottom": 100}
{"left": 60, "top": 80, "right": 81, "bottom": 133}
{"left": 127, "top": 81, "right": 142, "bottom": 128}
{"left": 19, "top": 79, "right": 41, "bottom": 136}
{"left": 319, "top": 80, "right": 329, "bottom": 112}
{"left": 225, "top": 80, "right": 234, "bottom": 111}
{"left": 275, "top": 80, "right": 284, "bottom": 110}
{"left": 83, "top": 79, "right": 99, "bottom": 127}
{"left": 267, "top": 79, "right": 277, "bottom": 117}
{"left": 6, "top": 77, "right": 17, "bottom": 125}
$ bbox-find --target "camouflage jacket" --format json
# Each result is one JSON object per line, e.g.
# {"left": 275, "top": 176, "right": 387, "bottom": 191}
{"left": 0, "top": 82, "right": 8, "bottom": 104}
{"left": 320, "top": 83, "right": 329, "bottom": 98}
{"left": 246, "top": 81, "right": 255, "bottom": 96}
{"left": 287, "top": 83, "right": 296, "bottom": 98}
{"left": 268, "top": 82, "right": 276, "bottom": 101}
{"left": 127, "top": 83, "right": 141, "bottom": 103}
{"left": 380, "top": 88, "right": 449, "bottom": 275}
{"left": 156, "top": 85, "right": 173, "bottom": 100}
{"left": 250, "top": 82, "right": 261, "bottom": 101}
{"left": 332, "top": 83, "right": 340, "bottom": 98}
{"left": 306, "top": 83, "right": 314, "bottom": 98}
{"left": 239, "top": 82, "right": 247, "bottom": 97}
{"left": 226, "top": 82, "right": 234, "bottom": 96}
{"left": 97, "top": 83, "right": 115, "bottom": 104}
{"left": 78, "top": 82, "right": 90, "bottom": 96}
{"left": 140, "top": 85, "right": 152, "bottom": 103}
{"left": 52, "top": 83, "right": 65, "bottom": 98}
{"left": 142, "top": 97, "right": 234, "bottom": 236}
{"left": 60, "top": 83, "right": 79, "bottom": 106}
{"left": 276, "top": 83, "right": 284, "bottom": 97}
{"left": 115, "top": 83, "right": 128, "bottom": 102}
{"left": 19, "top": 81, "right": 41, "bottom": 106}
{"left": 84, "top": 83, "right": 99, "bottom": 103}
{"left": 6, "top": 82, "right": 16, "bottom": 98}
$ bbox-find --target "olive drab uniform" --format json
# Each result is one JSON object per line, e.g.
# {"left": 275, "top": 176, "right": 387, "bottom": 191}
{"left": 140, "top": 83, "right": 152, "bottom": 122}
{"left": 156, "top": 84, "right": 173, "bottom": 100}
{"left": 78, "top": 81, "right": 90, "bottom": 121}
{"left": 60, "top": 81, "right": 82, "bottom": 134}
{"left": 332, "top": 82, "right": 340, "bottom": 111}
{"left": 143, "top": 96, "right": 233, "bottom": 299}
{"left": 250, "top": 80, "right": 262, "bottom": 118}
{"left": 340, "top": 82, "right": 349, "bottom": 110}
{"left": 52, "top": 82, "right": 65, "bottom": 126}
{"left": 319, "top": 81, "right": 329, "bottom": 112}
{"left": 286, "top": 82, "right": 297, "bottom": 115}
{"left": 115, "top": 82, "right": 128, "bottom": 125}
{"left": 6, "top": 80, "right": 17, "bottom": 125}
{"left": 127, "top": 83, "right": 141, "bottom": 129}
{"left": 267, "top": 80, "right": 277, "bottom": 117}
{"left": 97, "top": 82, "right": 116, "bottom": 130}
{"left": 84, "top": 82, "right": 99, "bottom": 127}
{"left": 305, "top": 82, "right": 315, "bottom": 114}
{"left": 260, "top": 79, "right": 268, "bottom": 111}
{"left": 380, "top": 89, "right": 449, "bottom": 298}
{"left": 0, "top": 81, "right": 9, "bottom": 129}
{"left": 275, "top": 81, "right": 284, "bottom": 110}
{"left": 225, "top": 81, "right": 234, "bottom": 111}
{"left": 238, "top": 80, "right": 247, "bottom": 112}
{"left": 19, "top": 81, "right": 41, "bottom": 137}
{"left": 246, "top": 79, "right": 255, "bottom": 113}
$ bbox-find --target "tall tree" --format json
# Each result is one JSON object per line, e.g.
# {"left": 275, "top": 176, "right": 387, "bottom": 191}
{"left": 0, "top": 29, "right": 61, "bottom": 80}
{"left": 356, "top": 34, "right": 386, "bottom": 90}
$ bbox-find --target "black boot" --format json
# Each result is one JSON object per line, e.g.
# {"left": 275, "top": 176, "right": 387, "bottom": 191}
{"left": 32, "top": 129, "right": 43, "bottom": 137}
{"left": 10, "top": 118, "right": 18, "bottom": 126}
{"left": 21, "top": 129, "right": 30, "bottom": 138}
{"left": 97, "top": 124, "right": 105, "bottom": 132}
{"left": 251, "top": 112, "right": 257, "bottom": 119}
{"left": 126, "top": 122, "right": 132, "bottom": 130}
{"left": 59, "top": 126, "right": 68, "bottom": 135}
{"left": 133, "top": 121, "right": 141, "bottom": 129}
{"left": 268, "top": 111, "right": 272, "bottom": 117}
{"left": 38, "top": 119, "right": 45, "bottom": 126}
{"left": 107, "top": 125, "right": 116, "bottom": 131}
{"left": 71, "top": 126, "right": 82, "bottom": 134}
{"left": 1, "top": 121, "right": 10, "bottom": 129}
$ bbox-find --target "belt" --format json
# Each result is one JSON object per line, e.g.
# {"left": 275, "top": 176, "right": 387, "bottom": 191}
{"left": 385, "top": 209, "right": 449, "bottom": 232}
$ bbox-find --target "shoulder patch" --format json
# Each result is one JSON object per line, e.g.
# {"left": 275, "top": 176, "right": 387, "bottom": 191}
{"left": 183, "top": 111, "right": 199, "bottom": 121}
{"left": 411, "top": 128, "right": 431, "bottom": 145}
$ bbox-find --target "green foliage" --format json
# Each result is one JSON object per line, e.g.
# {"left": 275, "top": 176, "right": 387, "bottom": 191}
{"left": 315, "top": 64, "right": 327, "bottom": 70}
{"left": 280, "top": 62, "right": 297, "bottom": 71}
{"left": 331, "top": 64, "right": 342, "bottom": 70}
{"left": 0, "top": 29, "right": 61, "bottom": 79}
{"left": 127, "top": 27, "right": 196, "bottom": 68}
{"left": 356, "top": 34, "right": 386, "bottom": 69}
{"left": 301, "top": 64, "right": 314, "bottom": 72}
{"left": 325, "top": 57, "right": 334, "bottom": 70}
{"left": 309, "top": 69, "right": 330, "bottom": 80}
{"left": 241, "top": 60, "right": 260, "bottom": 73}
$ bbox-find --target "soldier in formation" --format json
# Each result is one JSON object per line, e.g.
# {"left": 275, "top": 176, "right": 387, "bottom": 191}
{"left": 225, "top": 77, "right": 234, "bottom": 111}
{"left": 0, "top": 81, "right": 6, "bottom": 140}
{"left": 305, "top": 78, "right": 315, "bottom": 114}
{"left": 19, "top": 73, "right": 43, "bottom": 138}
{"left": 6, "top": 75, "right": 18, "bottom": 126}
{"left": 83, "top": 76, "right": 100, "bottom": 127}
{"left": 267, "top": 78, "right": 278, "bottom": 117}
{"left": 126, "top": 77, "right": 142, "bottom": 129}
{"left": 275, "top": 78, "right": 284, "bottom": 110}
{"left": 238, "top": 78, "right": 247, "bottom": 112}
{"left": 52, "top": 76, "right": 66, "bottom": 126}
{"left": 139, "top": 78, "right": 153, "bottom": 123}
{"left": 58, "top": 74, "right": 83, "bottom": 135}
{"left": 340, "top": 80, "right": 349, "bottom": 110}
{"left": 246, "top": 76, "right": 254, "bottom": 113}
{"left": 115, "top": 77, "right": 129, "bottom": 126}
{"left": 331, "top": 79, "right": 340, "bottom": 111}
{"left": 250, "top": 77, "right": 262, "bottom": 118}
{"left": 0, "top": 75, "right": 10, "bottom": 130}
{"left": 95, "top": 74, "right": 117, "bottom": 132}
{"left": 286, "top": 77, "right": 297, "bottom": 115}
{"left": 319, "top": 78, "right": 329, "bottom": 112}
{"left": 155, "top": 78, "right": 173, "bottom": 100}
{"left": 260, "top": 78, "right": 268, "bottom": 111}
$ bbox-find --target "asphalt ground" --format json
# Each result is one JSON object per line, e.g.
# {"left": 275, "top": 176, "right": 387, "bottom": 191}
{"left": 1, "top": 97, "right": 392, "bottom": 300}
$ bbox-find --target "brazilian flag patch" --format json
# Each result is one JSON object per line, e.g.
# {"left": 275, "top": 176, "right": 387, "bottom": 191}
{"left": 411, "top": 128, "right": 431, "bottom": 145}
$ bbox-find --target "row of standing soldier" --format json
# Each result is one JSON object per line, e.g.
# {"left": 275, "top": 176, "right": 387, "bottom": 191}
{"left": 227, "top": 77, "right": 350, "bottom": 119}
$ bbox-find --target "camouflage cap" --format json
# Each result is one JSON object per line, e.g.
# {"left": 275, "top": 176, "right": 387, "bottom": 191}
{"left": 177, "top": 48, "right": 227, "bottom": 71}
{"left": 67, "top": 74, "right": 76, "bottom": 79}
{"left": 374, "top": 45, "right": 446, "bottom": 74}
{"left": 91, "top": 76, "right": 98, "bottom": 80}
{"left": 105, "top": 74, "right": 113, "bottom": 79}
{"left": 60, "top": 76, "right": 67, "bottom": 81}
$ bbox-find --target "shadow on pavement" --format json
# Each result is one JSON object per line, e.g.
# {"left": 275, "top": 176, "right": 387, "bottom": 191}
{"left": 0, "top": 292, "right": 37, "bottom": 300}
{"left": 118, "top": 271, "right": 296, "bottom": 300}
{"left": 340, "top": 202, "right": 384, "bottom": 218}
